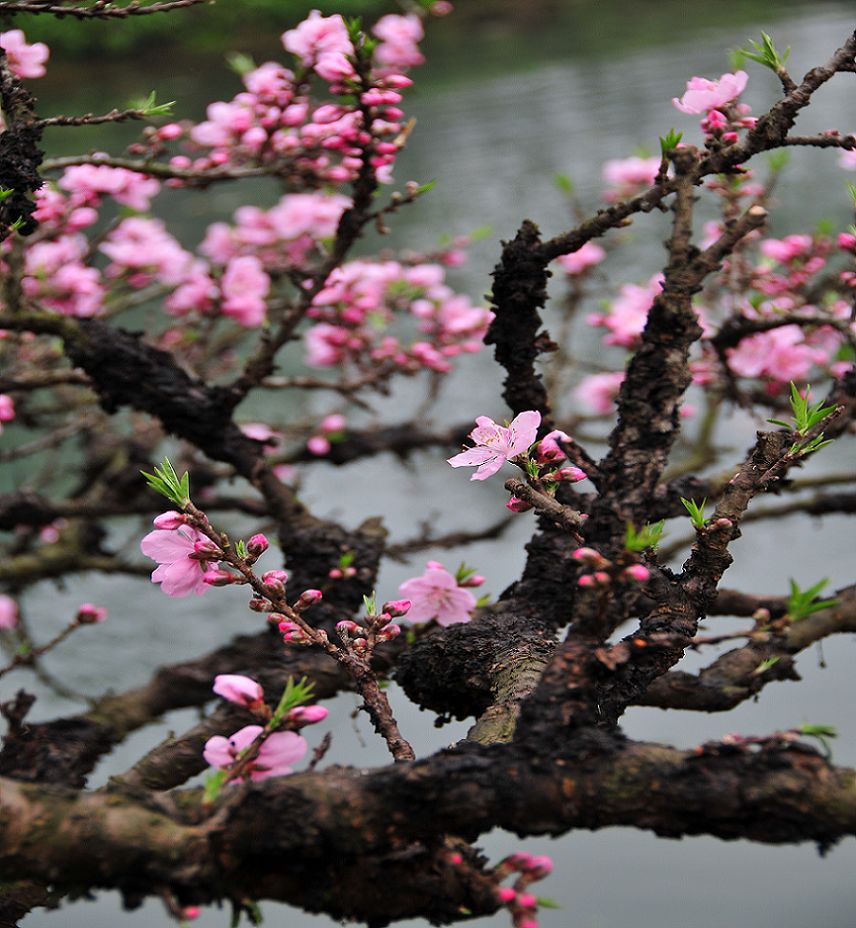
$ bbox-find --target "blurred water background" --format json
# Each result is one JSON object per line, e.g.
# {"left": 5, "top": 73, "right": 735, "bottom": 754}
{"left": 5, "top": 1, "right": 856, "bottom": 926}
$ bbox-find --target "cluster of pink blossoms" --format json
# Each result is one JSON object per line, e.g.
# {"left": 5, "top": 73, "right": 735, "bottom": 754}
{"left": 0, "top": 594, "right": 18, "bottom": 630}
{"left": 305, "top": 257, "right": 493, "bottom": 373}
{"left": 0, "top": 394, "right": 15, "bottom": 435}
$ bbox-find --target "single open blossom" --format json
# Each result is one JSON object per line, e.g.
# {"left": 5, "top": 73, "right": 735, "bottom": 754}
{"left": 398, "top": 562, "right": 476, "bottom": 626}
{"left": 0, "top": 30, "right": 49, "bottom": 79}
{"left": 448, "top": 410, "right": 541, "bottom": 480}
{"left": 0, "top": 594, "right": 18, "bottom": 630}
{"left": 140, "top": 517, "right": 220, "bottom": 597}
{"left": 203, "top": 725, "right": 307, "bottom": 782}
{"left": 673, "top": 70, "right": 748, "bottom": 114}
{"left": 213, "top": 674, "right": 265, "bottom": 709}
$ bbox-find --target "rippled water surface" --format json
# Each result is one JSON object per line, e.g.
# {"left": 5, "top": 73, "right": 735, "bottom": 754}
{"left": 11, "top": 3, "right": 856, "bottom": 926}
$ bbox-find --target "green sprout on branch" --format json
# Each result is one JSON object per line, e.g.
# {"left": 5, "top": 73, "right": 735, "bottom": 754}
{"left": 846, "top": 182, "right": 856, "bottom": 206}
{"left": 659, "top": 128, "right": 683, "bottom": 157}
{"left": 798, "top": 722, "right": 837, "bottom": 760}
{"left": 751, "top": 656, "right": 780, "bottom": 676}
{"left": 680, "top": 497, "right": 710, "bottom": 530}
{"left": 786, "top": 578, "right": 839, "bottom": 623}
{"left": 737, "top": 32, "right": 790, "bottom": 74}
{"left": 767, "top": 382, "right": 836, "bottom": 456}
{"left": 624, "top": 520, "right": 665, "bottom": 553}
{"left": 141, "top": 457, "right": 191, "bottom": 508}
{"left": 131, "top": 90, "right": 176, "bottom": 118}
{"left": 271, "top": 675, "right": 315, "bottom": 726}
{"left": 0, "top": 187, "right": 15, "bottom": 202}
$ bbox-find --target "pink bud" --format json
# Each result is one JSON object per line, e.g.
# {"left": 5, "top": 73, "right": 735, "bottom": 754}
{"left": 213, "top": 674, "right": 264, "bottom": 708}
{"left": 381, "top": 599, "right": 411, "bottom": 617}
{"left": 623, "top": 564, "right": 650, "bottom": 583}
{"left": 247, "top": 533, "right": 269, "bottom": 556}
{"left": 534, "top": 429, "right": 571, "bottom": 464}
{"left": 337, "top": 620, "right": 359, "bottom": 634}
{"left": 519, "top": 919, "right": 539, "bottom": 928}
{"left": 529, "top": 855, "right": 554, "bottom": 875}
{"left": 497, "top": 887, "right": 517, "bottom": 903}
{"left": 551, "top": 466, "right": 587, "bottom": 483}
{"left": 518, "top": 893, "right": 537, "bottom": 908}
{"left": 152, "top": 510, "right": 187, "bottom": 530}
{"left": 0, "top": 595, "right": 18, "bottom": 630}
{"left": 204, "top": 569, "right": 238, "bottom": 586}
{"left": 578, "top": 574, "right": 596, "bottom": 588}
{"left": 263, "top": 568, "right": 288, "bottom": 585}
{"left": 328, "top": 567, "right": 343, "bottom": 579}
{"left": 458, "top": 574, "right": 485, "bottom": 588}
{"left": 181, "top": 907, "right": 201, "bottom": 921}
{"left": 506, "top": 495, "right": 533, "bottom": 513}
{"left": 320, "top": 413, "right": 346, "bottom": 434}
{"left": 507, "top": 852, "right": 533, "bottom": 869}
{"left": 76, "top": 602, "right": 107, "bottom": 624}
{"left": 307, "top": 435, "right": 331, "bottom": 456}
{"left": 297, "top": 588, "right": 323, "bottom": 608}
{"left": 288, "top": 705, "right": 329, "bottom": 726}
{"left": 572, "top": 547, "right": 607, "bottom": 566}
{"left": 377, "top": 623, "right": 401, "bottom": 641}
{"left": 593, "top": 571, "right": 611, "bottom": 585}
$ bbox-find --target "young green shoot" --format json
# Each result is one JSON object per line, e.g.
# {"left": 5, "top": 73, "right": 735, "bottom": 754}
{"left": 141, "top": 457, "right": 191, "bottom": 508}
{"left": 680, "top": 497, "right": 710, "bottom": 530}
{"left": 798, "top": 722, "right": 837, "bottom": 760}
{"left": 768, "top": 382, "right": 836, "bottom": 456}
{"left": 752, "top": 656, "right": 780, "bottom": 676}
{"left": 737, "top": 32, "right": 790, "bottom": 75}
{"left": 786, "top": 578, "right": 839, "bottom": 622}
{"left": 625, "top": 520, "right": 665, "bottom": 553}
{"left": 659, "top": 128, "right": 683, "bottom": 157}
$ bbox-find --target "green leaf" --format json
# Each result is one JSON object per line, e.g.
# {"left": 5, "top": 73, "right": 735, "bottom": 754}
{"left": 536, "top": 896, "right": 562, "bottom": 910}
{"left": 131, "top": 90, "right": 176, "bottom": 117}
{"left": 625, "top": 520, "right": 665, "bottom": 553}
{"left": 787, "top": 578, "right": 839, "bottom": 622}
{"left": 0, "top": 187, "right": 15, "bottom": 202}
{"left": 752, "top": 656, "right": 780, "bottom": 676}
{"left": 141, "top": 457, "right": 191, "bottom": 507}
{"left": 847, "top": 183, "right": 856, "bottom": 207}
{"left": 737, "top": 31, "right": 790, "bottom": 74}
{"left": 362, "top": 592, "right": 377, "bottom": 616}
{"left": 204, "top": 769, "right": 228, "bottom": 804}
{"left": 412, "top": 179, "right": 436, "bottom": 197}
{"left": 338, "top": 551, "right": 355, "bottom": 569}
{"left": 455, "top": 562, "right": 476, "bottom": 583}
{"left": 659, "top": 128, "right": 682, "bottom": 156}
{"left": 767, "top": 149, "right": 790, "bottom": 173}
{"left": 271, "top": 676, "right": 316, "bottom": 726}
{"left": 680, "top": 497, "right": 709, "bottom": 529}
{"left": 226, "top": 51, "right": 256, "bottom": 76}
{"left": 235, "top": 539, "right": 248, "bottom": 558}
{"left": 798, "top": 722, "right": 837, "bottom": 759}
{"left": 553, "top": 173, "right": 575, "bottom": 195}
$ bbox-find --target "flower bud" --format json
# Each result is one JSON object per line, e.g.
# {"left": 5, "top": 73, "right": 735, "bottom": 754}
{"left": 297, "top": 588, "right": 323, "bottom": 609}
{"left": 153, "top": 510, "right": 187, "bottom": 530}
{"left": 76, "top": 602, "right": 107, "bottom": 624}
{"left": 457, "top": 574, "right": 485, "bottom": 588}
{"left": 247, "top": 533, "right": 269, "bottom": 556}
{"left": 249, "top": 597, "right": 273, "bottom": 612}
{"left": 518, "top": 893, "right": 537, "bottom": 909}
{"left": 204, "top": 569, "right": 238, "bottom": 586}
{"left": 549, "top": 465, "right": 587, "bottom": 483}
{"left": 213, "top": 674, "right": 264, "bottom": 709}
{"left": 381, "top": 598, "right": 411, "bottom": 618}
{"left": 377, "top": 623, "right": 401, "bottom": 641}
{"left": 534, "top": 429, "right": 571, "bottom": 464}
{"left": 288, "top": 705, "right": 329, "bottom": 726}
{"left": 593, "top": 571, "right": 611, "bottom": 585}
{"left": 572, "top": 547, "right": 608, "bottom": 567}
{"left": 506, "top": 495, "right": 533, "bottom": 513}
{"left": 578, "top": 574, "right": 596, "bottom": 588}
{"left": 622, "top": 564, "right": 650, "bottom": 583}
{"left": 497, "top": 887, "right": 517, "bottom": 903}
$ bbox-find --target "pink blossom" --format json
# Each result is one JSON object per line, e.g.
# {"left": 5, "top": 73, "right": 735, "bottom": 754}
{"left": 0, "top": 30, "right": 49, "bottom": 79}
{"left": 320, "top": 413, "right": 346, "bottom": 433}
{"left": 0, "top": 594, "right": 18, "bottom": 630}
{"left": 760, "top": 235, "right": 813, "bottom": 264}
{"left": 153, "top": 510, "right": 187, "bottom": 530}
{"left": 372, "top": 14, "right": 425, "bottom": 69}
{"left": 726, "top": 325, "right": 827, "bottom": 383}
{"left": 398, "top": 563, "right": 476, "bottom": 626}
{"left": 589, "top": 275, "right": 662, "bottom": 347}
{"left": 448, "top": 410, "right": 541, "bottom": 481}
{"left": 307, "top": 435, "right": 331, "bottom": 456}
{"left": 556, "top": 241, "right": 605, "bottom": 275}
{"left": 574, "top": 371, "right": 625, "bottom": 415}
{"left": 282, "top": 11, "right": 354, "bottom": 64}
{"left": 673, "top": 71, "right": 748, "bottom": 114}
{"left": 602, "top": 156, "right": 660, "bottom": 199}
{"left": 213, "top": 674, "right": 265, "bottom": 709}
{"left": 221, "top": 255, "right": 269, "bottom": 327}
{"left": 0, "top": 394, "right": 15, "bottom": 434}
{"left": 838, "top": 148, "right": 856, "bottom": 171}
{"left": 623, "top": 564, "right": 651, "bottom": 583}
{"left": 506, "top": 495, "right": 533, "bottom": 513}
{"left": 59, "top": 164, "right": 160, "bottom": 211}
{"left": 140, "top": 522, "right": 219, "bottom": 597}
{"left": 203, "top": 725, "right": 307, "bottom": 782}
